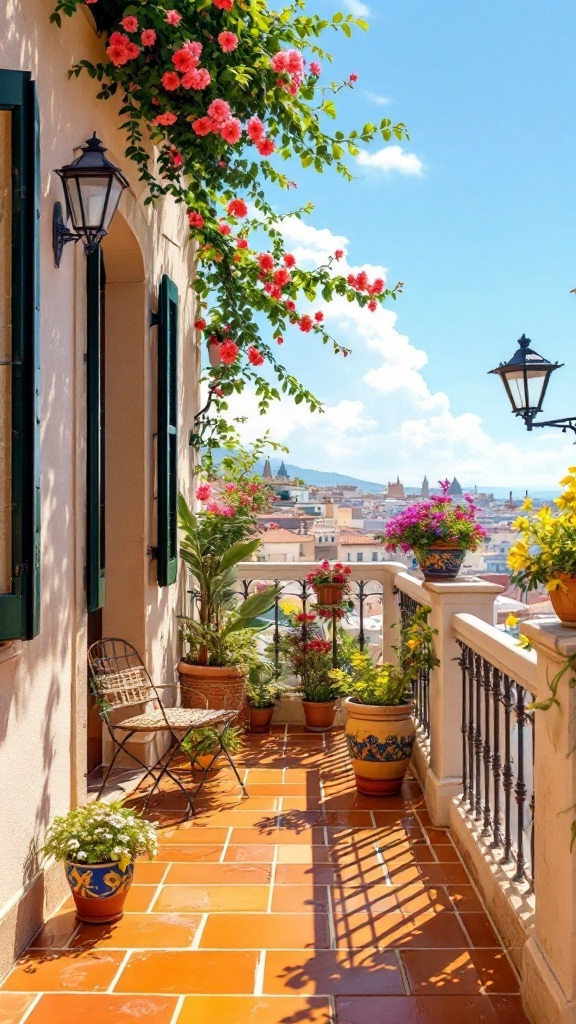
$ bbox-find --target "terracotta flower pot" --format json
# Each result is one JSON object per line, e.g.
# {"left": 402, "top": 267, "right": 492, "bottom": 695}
{"left": 344, "top": 697, "right": 415, "bottom": 796}
{"left": 65, "top": 860, "right": 134, "bottom": 924}
{"left": 249, "top": 706, "right": 275, "bottom": 733}
{"left": 549, "top": 572, "right": 576, "bottom": 628}
{"left": 190, "top": 751, "right": 222, "bottom": 774}
{"left": 178, "top": 662, "right": 247, "bottom": 724}
{"left": 301, "top": 700, "right": 337, "bottom": 732}
{"left": 415, "top": 542, "right": 465, "bottom": 581}
{"left": 312, "top": 583, "right": 344, "bottom": 606}
{"left": 207, "top": 339, "right": 222, "bottom": 368}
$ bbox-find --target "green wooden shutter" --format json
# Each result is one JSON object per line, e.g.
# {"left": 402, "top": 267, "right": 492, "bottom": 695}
{"left": 86, "top": 248, "right": 106, "bottom": 612}
{"left": 157, "top": 274, "right": 178, "bottom": 587}
{"left": 0, "top": 72, "right": 41, "bottom": 641}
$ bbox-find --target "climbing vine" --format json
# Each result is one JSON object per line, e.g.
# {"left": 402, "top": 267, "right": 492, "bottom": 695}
{"left": 51, "top": 0, "right": 408, "bottom": 462}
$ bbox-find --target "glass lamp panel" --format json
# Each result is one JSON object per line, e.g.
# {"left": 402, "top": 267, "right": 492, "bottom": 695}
{"left": 102, "top": 178, "right": 123, "bottom": 232}
{"left": 76, "top": 176, "right": 109, "bottom": 231}
{"left": 502, "top": 369, "right": 529, "bottom": 413}
{"left": 526, "top": 368, "right": 549, "bottom": 411}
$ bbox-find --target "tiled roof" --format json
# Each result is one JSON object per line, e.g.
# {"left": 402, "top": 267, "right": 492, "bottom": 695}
{"left": 259, "top": 529, "right": 313, "bottom": 543}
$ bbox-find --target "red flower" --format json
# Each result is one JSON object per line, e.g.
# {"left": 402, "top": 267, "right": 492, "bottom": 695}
{"left": 370, "top": 278, "right": 385, "bottom": 294}
{"left": 192, "top": 117, "right": 214, "bottom": 136}
{"left": 141, "top": 29, "right": 156, "bottom": 46}
{"left": 299, "top": 314, "right": 313, "bottom": 333}
{"left": 165, "top": 10, "right": 182, "bottom": 24}
{"left": 218, "top": 221, "right": 231, "bottom": 235}
{"left": 285, "top": 299, "right": 296, "bottom": 311}
{"left": 220, "top": 118, "right": 242, "bottom": 144}
{"left": 161, "top": 71, "right": 181, "bottom": 91}
{"left": 188, "top": 211, "right": 204, "bottom": 228}
{"left": 248, "top": 346, "right": 264, "bottom": 366}
{"left": 276, "top": 336, "right": 284, "bottom": 345}
{"left": 194, "top": 319, "right": 206, "bottom": 330}
{"left": 247, "top": 116, "right": 265, "bottom": 142}
{"left": 152, "top": 112, "right": 177, "bottom": 126}
{"left": 347, "top": 274, "right": 357, "bottom": 287}
{"left": 182, "top": 68, "right": 211, "bottom": 90}
{"left": 211, "top": 386, "right": 224, "bottom": 398}
{"left": 237, "top": 238, "right": 249, "bottom": 249}
{"left": 274, "top": 267, "right": 291, "bottom": 287}
{"left": 335, "top": 249, "right": 344, "bottom": 260}
{"left": 314, "top": 311, "right": 324, "bottom": 322}
{"left": 283, "top": 253, "right": 296, "bottom": 268}
{"left": 368, "top": 300, "right": 377, "bottom": 312}
{"left": 213, "top": 0, "right": 234, "bottom": 7}
{"left": 168, "top": 147, "right": 183, "bottom": 167}
{"left": 173, "top": 48, "right": 197, "bottom": 72}
{"left": 121, "top": 16, "right": 138, "bottom": 32}
{"left": 256, "top": 138, "right": 275, "bottom": 157}
{"left": 227, "top": 198, "right": 248, "bottom": 218}
{"left": 258, "top": 253, "right": 274, "bottom": 272}
{"left": 218, "top": 31, "right": 238, "bottom": 52}
{"left": 220, "top": 340, "right": 239, "bottom": 364}
{"left": 349, "top": 73, "right": 358, "bottom": 81}
{"left": 208, "top": 98, "right": 231, "bottom": 124}
{"left": 196, "top": 484, "right": 212, "bottom": 501}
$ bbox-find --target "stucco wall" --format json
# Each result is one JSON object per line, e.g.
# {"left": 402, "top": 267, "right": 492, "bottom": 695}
{"left": 0, "top": 0, "right": 199, "bottom": 974}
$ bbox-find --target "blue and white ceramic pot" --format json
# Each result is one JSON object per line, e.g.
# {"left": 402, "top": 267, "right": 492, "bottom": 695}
{"left": 344, "top": 698, "right": 415, "bottom": 796}
{"left": 415, "top": 542, "right": 465, "bottom": 580}
{"left": 65, "top": 860, "right": 134, "bottom": 924}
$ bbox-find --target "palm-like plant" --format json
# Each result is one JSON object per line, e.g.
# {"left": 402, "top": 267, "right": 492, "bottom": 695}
{"left": 178, "top": 493, "right": 279, "bottom": 667}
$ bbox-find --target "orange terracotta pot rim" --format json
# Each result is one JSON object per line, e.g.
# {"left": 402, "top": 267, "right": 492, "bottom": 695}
{"left": 178, "top": 661, "right": 245, "bottom": 677}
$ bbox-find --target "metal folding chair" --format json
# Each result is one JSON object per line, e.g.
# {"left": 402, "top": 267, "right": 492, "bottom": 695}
{"left": 87, "top": 638, "right": 244, "bottom": 819}
{"left": 179, "top": 678, "right": 248, "bottom": 807}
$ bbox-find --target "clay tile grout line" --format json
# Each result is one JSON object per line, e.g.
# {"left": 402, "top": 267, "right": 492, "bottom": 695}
{"left": 191, "top": 913, "right": 208, "bottom": 950}
{"left": 168, "top": 995, "right": 185, "bottom": 1024}
{"left": 326, "top": 882, "right": 336, "bottom": 951}
{"left": 106, "top": 949, "right": 132, "bottom": 994}
{"left": 147, "top": 864, "right": 171, "bottom": 913}
{"left": 267, "top": 846, "right": 279, "bottom": 913}
{"left": 253, "top": 949, "right": 266, "bottom": 996}
{"left": 394, "top": 948, "right": 412, "bottom": 994}
{"left": 15, "top": 992, "right": 42, "bottom": 1024}
{"left": 219, "top": 827, "right": 233, "bottom": 865}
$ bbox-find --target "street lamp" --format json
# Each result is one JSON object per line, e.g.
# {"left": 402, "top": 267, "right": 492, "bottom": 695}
{"left": 53, "top": 133, "right": 129, "bottom": 268}
{"left": 489, "top": 334, "right": 576, "bottom": 434}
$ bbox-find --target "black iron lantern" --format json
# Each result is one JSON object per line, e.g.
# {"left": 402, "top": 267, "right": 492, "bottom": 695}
{"left": 488, "top": 334, "right": 563, "bottom": 430}
{"left": 53, "top": 133, "right": 129, "bottom": 267}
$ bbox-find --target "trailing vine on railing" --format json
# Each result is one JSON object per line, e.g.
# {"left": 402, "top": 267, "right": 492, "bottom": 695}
{"left": 50, "top": 0, "right": 408, "bottom": 465}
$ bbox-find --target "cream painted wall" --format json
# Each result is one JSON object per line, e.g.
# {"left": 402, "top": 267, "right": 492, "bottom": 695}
{"left": 0, "top": 0, "right": 200, "bottom": 974}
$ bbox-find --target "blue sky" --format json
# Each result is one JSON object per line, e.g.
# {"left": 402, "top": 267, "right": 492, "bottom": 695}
{"left": 227, "top": 0, "right": 576, "bottom": 490}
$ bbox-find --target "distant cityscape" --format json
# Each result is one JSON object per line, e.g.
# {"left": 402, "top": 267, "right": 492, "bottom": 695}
{"left": 248, "top": 457, "right": 553, "bottom": 630}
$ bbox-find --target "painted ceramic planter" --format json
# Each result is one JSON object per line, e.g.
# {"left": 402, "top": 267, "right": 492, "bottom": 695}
{"left": 312, "top": 583, "right": 344, "bottom": 606}
{"left": 249, "top": 706, "right": 275, "bottom": 733}
{"left": 301, "top": 700, "right": 337, "bottom": 732}
{"left": 65, "top": 860, "right": 134, "bottom": 924}
{"left": 344, "top": 697, "right": 415, "bottom": 796}
{"left": 415, "top": 542, "right": 465, "bottom": 580}
{"left": 549, "top": 572, "right": 576, "bottom": 628}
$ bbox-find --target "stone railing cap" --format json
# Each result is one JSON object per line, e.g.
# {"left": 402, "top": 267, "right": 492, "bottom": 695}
{"left": 521, "top": 618, "right": 576, "bottom": 657}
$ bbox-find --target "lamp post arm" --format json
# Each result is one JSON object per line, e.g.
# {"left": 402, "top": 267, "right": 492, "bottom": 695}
{"left": 531, "top": 416, "right": 576, "bottom": 436}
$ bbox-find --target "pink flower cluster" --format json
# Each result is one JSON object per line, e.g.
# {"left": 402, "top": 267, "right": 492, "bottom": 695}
{"left": 256, "top": 251, "right": 297, "bottom": 301}
{"left": 246, "top": 116, "right": 275, "bottom": 157}
{"left": 106, "top": 31, "right": 141, "bottom": 67}
{"left": 271, "top": 49, "right": 304, "bottom": 95}
{"left": 192, "top": 99, "right": 242, "bottom": 144}
{"left": 159, "top": 42, "right": 211, "bottom": 92}
{"left": 346, "top": 271, "right": 386, "bottom": 313}
{"left": 382, "top": 489, "right": 486, "bottom": 554}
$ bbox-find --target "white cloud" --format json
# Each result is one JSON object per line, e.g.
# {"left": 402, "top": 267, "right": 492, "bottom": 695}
{"left": 217, "top": 219, "right": 575, "bottom": 489}
{"left": 342, "top": 0, "right": 371, "bottom": 15}
{"left": 356, "top": 146, "right": 425, "bottom": 176}
{"left": 366, "top": 92, "right": 391, "bottom": 106}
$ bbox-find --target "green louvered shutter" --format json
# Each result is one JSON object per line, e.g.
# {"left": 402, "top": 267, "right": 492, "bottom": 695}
{"left": 157, "top": 275, "right": 178, "bottom": 587}
{"left": 86, "top": 248, "right": 106, "bottom": 612}
{"left": 0, "top": 72, "right": 41, "bottom": 641}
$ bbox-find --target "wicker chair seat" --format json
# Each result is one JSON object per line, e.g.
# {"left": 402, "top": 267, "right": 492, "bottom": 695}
{"left": 117, "top": 707, "right": 234, "bottom": 732}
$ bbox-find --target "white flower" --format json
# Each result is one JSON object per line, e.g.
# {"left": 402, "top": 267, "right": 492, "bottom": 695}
{"left": 76, "top": 851, "right": 88, "bottom": 860}
{"left": 67, "top": 839, "right": 80, "bottom": 849}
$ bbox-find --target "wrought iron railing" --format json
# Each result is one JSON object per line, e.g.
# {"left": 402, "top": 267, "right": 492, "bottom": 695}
{"left": 457, "top": 640, "right": 535, "bottom": 889}
{"left": 395, "top": 586, "right": 430, "bottom": 737}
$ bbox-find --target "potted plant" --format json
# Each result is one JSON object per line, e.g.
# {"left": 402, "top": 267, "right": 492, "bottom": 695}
{"left": 41, "top": 801, "right": 157, "bottom": 924}
{"left": 306, "top": 560, "right": 352, "bottom": 606}
{"left": 279, "top": 612, "right": 347, "bottom": 731}
{"left": 246, "top": 663, "right": 286, "bottom": 733}
{"left": 508, "top": 469, "right": 576, "bottom": 626}
{"left": 178, "top": 487, "right": 280, "bottom": 713}
{"left": 180, "top": 724, "right": 243, "bottom": 773}
{"left": 331, "top": 606, "right": 438, "bottom": 794}
{"left": 379, "top": 479, "right": 486, "bottom": 580}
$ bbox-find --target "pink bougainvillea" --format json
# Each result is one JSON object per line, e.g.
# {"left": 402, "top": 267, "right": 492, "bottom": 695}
{"left": 182, "top": 67, "right": 211, "bottom": 90}
{"left": 187, "top": 210, "right": 204, "bottom": 228}
{"left": 299, "top": 315, "right": 313, "bottom": 333}
{"left": 218, "top": 31, "right": 238, "bottom": 52}
{"left": 208, "top": 98, "right": 231, "bottom": 124}
{"left": 165, "top": 9, "right": 182, "bottom": 24}
{"left": 196, "top": 484, "right": 212, "bottom": 501}
{"left": 220, "top": 118, "right": 242, "bottom": 144}
{"left": 195, "top": 318, "right": 206, "bottom": 330}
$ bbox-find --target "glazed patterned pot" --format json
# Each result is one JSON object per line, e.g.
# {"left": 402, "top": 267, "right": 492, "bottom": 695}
{"left": 312, "top": 583, "right": 344, "bottom": 606}
{"left": 415, "top": 542, "right": 466, "bottom": 580}
{"left": 301, "top": 700, "right": 337, "bottom": 732}
{"left": 65, "top": 860, "right": 134, "bottom": 924}
{"left": 344, "top": 697, "right": 415, "bottom": 796}
{"left": 549, "top": 572, "right": 576, "bottom": 628}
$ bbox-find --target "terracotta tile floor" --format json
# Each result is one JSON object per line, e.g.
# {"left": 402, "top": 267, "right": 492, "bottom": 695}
{"left": 1, "top": 727, "right": 530, "bottom": 1024}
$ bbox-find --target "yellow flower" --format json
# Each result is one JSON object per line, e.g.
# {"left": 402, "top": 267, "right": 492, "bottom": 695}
{"left": 520, "top": 497, "right": 533, "bottom": 511}
{"left": 406, "top": 638, "right": 419, "bottom": 650}
{"left": 545, "top": 578, "right": 568, "bottom": 593}
{"left": 505, "top": 614, "right": 519, "bottom": 628}
{"left": 279, "top": 598, "right": 301, "bottom": 614}
{"left": 117, "top": 852, "right": 132, "bottom": 872}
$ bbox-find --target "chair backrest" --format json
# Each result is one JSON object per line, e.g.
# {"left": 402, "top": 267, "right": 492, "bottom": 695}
{"left": 88, "top": 638, "right": 156, "bottom": 713}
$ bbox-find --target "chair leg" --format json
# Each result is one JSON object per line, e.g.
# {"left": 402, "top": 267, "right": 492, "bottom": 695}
{"left": 142, "top": 732, "right": 195, "bottom": 820}
{"left": 220, "top": 742, "right": 248, "bottom": 796}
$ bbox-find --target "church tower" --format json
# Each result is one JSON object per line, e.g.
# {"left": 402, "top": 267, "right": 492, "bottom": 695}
{"left": 277, "top": 460, "right": 289, "bottom": 480}
{"left": 262, "top": 457, "right": 272, "bottom": 480}
{"left": 421, "top": 475, "right": 429, "bottom": 498}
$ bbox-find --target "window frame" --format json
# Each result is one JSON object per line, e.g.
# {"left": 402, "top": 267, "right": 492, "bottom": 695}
{"left": 157, "top": 274, "right": 179, "bottom": 587}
